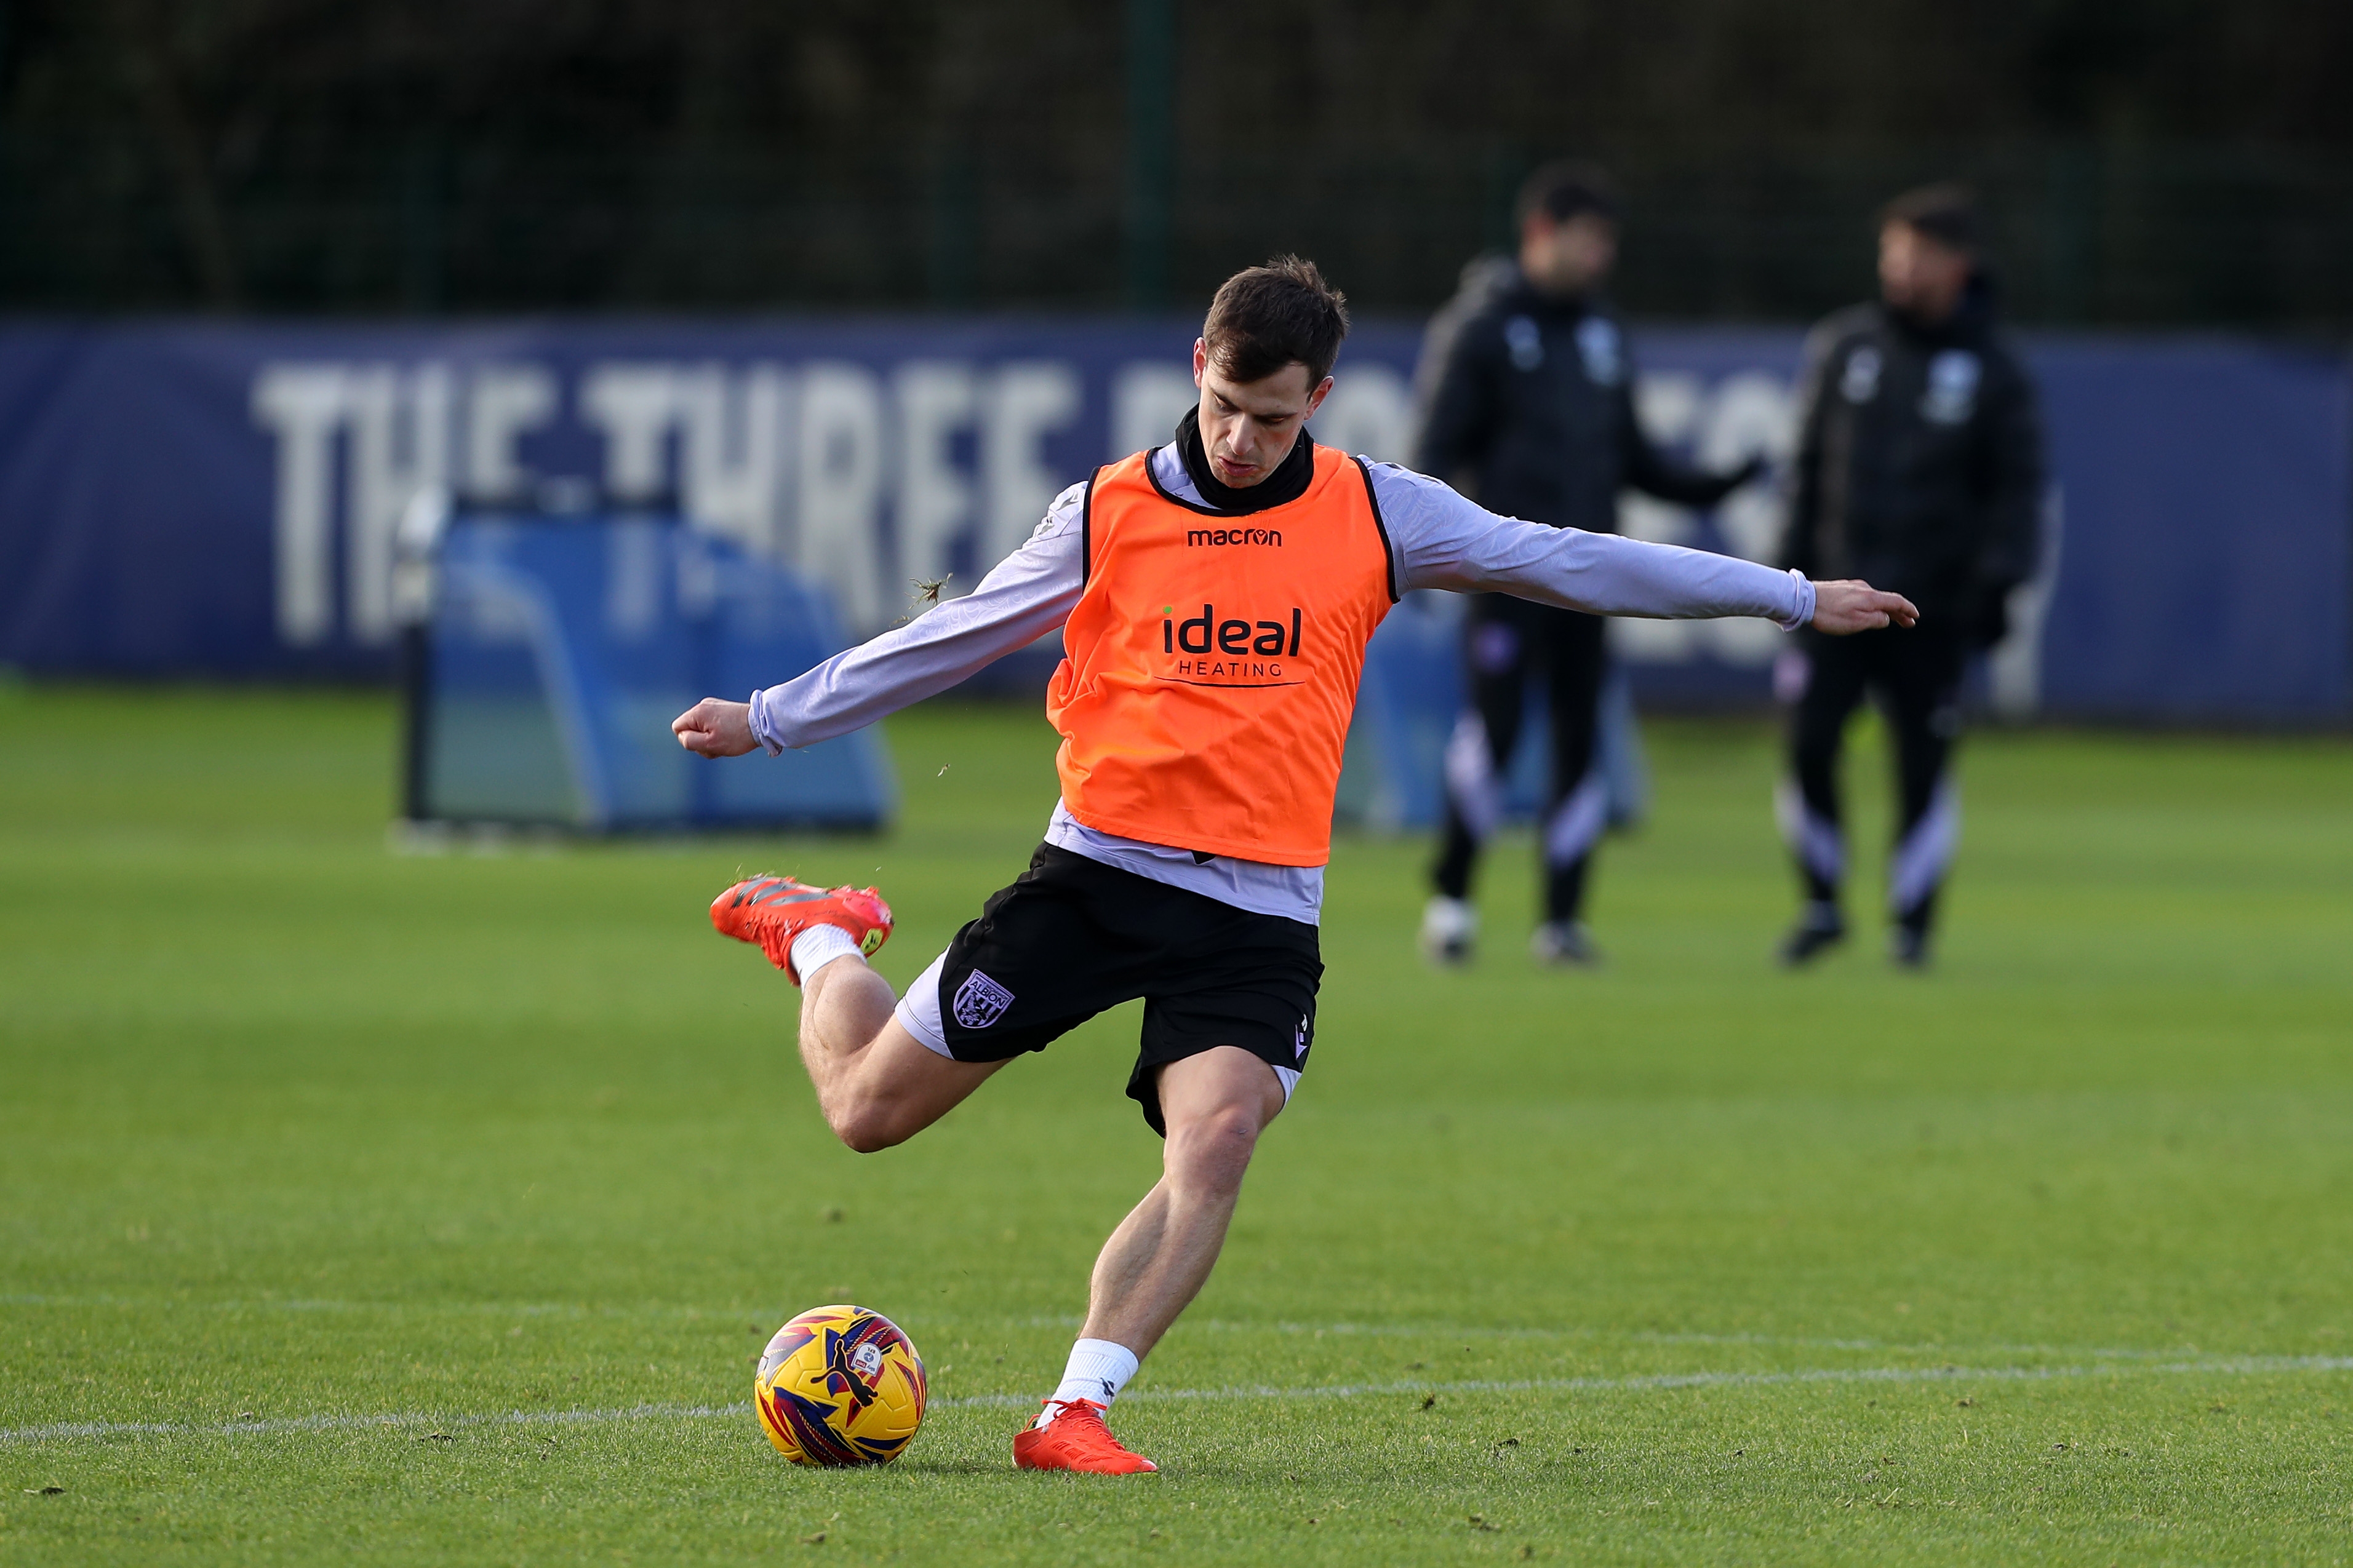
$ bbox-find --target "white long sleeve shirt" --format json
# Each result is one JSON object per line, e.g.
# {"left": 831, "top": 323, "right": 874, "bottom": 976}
{"left": 751, "top": 440, "right": 1815, "bottom": 925}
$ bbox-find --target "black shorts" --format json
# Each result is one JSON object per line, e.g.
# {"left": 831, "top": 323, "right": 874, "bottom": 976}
{"left": 930, "top": 844, "right": 1322, "bottom": 1136}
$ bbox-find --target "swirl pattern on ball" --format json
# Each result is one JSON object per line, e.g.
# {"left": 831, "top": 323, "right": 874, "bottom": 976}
{"left": 754, "top": 1305, "right": 927, "bottom": 1467}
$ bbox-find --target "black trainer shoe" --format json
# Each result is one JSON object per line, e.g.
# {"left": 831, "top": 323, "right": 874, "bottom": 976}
{"left": 1777, "top": 905, "right": 1846, "bottom": 968}
{"left": 1890, "top": 924, "right": 1932, "bottom": 969}
{"left": 1530, "top": 920, "right": 1601, "bottom": 967}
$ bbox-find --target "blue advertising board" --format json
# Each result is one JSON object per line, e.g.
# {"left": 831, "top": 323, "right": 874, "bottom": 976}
{"left": 0, "top": 316, "right": 2345, "bottom": 723}
{"left": 418, "top": 512, "right": 895, "bottom": 832}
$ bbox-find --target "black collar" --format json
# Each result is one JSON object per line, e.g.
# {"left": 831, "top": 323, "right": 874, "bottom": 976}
{"left": 1174, "top": 411, "right": 1314, "bottom": 515}
{"left": 1503, "top": 267, "right": 1607, "bottom": 321}
{"left": 1885, "top": 273, "right": 1996, "bottom": 346}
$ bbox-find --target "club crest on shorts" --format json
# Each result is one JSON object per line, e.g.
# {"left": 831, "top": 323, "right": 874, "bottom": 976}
{"left": 952, "top": 969, "right": 1015, "bottom": 1029}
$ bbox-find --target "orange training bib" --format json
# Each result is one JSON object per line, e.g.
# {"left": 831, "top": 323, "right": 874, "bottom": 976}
{"left": 1044, "top": 440, "right": 1397, "bottom": 867}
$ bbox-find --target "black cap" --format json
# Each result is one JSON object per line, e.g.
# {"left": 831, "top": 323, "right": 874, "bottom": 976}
{"left": 1882, "top": 182, "right": 1981, "bottom": 253}
{"left": 1517, "top": 160, "right": 1620, "bottom": 227}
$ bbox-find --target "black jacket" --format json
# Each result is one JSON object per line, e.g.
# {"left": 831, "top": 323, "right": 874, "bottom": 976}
{"left": 1412, "top": 257, "right": 1752, "bottom": 538}
{"left": 1782, "top": 279, "right": 2045, "bottom": 639}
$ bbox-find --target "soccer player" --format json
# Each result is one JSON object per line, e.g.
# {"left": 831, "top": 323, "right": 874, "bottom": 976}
{"left": 1775, "top": 185, "right": 2045, "bottom": 968}
{"left": 673, "top": 258, "right": 1914, "bottom": 1474}
{"left": 1414, "top": 161, "right": 1765, "bottom": 968}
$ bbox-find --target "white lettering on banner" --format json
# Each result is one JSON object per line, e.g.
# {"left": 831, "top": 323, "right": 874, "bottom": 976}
{"left": 252, "top": 365, "right": 350, "bottom": 647}
{"left": 1612, "top": 370, "right": 1796, "bottom": 668}
{"left": 797, "top": 362, "right": 889, "bottom": 632}
{"left": 567, "top": 359, "right": 1078, "bottom": 628}
{"left": 247, "top": 356, "right": 1826, "bottom": 663}
{"left": 679, "top": 364, "right": 789, "bottom": 554}
{"left": 348, "top": 365, "right": 451, "bottom": 644}
{"left": 893, "top": 362, "right": 976, "bottom": 602}
{"left": 580, "top": 364, "right": 680, "bottom": 498}
{"left": 981, "top": 363, "right": 1081, "bottom": 568}
{"left": 255, "top": 360, "right": 559, "bottom": 647}
{"left": 1307, "top": 365, "right": 1413, "bottom": 463}
{"left": 466, "top": 365, "right": 556, "bottom": 498}
{"left": 249, "top": 351, "right": 1424, "bottom": 651}
{"left": 1111, "top": 362, "right": 1196, "bottom": 459}
{"left": 581, "top": 362, "right": 792, "bottom": 552}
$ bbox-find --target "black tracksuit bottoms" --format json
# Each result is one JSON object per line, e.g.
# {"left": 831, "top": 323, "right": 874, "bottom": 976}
{"left": 1431, "top": 595, "right": 1607, "bottom": 924}
{"left": 1781, "top": 623, "right": 1968, "bottom": 936}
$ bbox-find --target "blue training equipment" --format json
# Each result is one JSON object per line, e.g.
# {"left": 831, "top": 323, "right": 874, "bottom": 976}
{"left": 401, "top": 501, "right": 893, "bottom": 833}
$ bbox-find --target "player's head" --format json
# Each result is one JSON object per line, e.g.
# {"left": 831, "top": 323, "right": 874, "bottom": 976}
{"left": 1879, "top": 183, "right": 1979, "bottom": 323}
{"left": 1191, "top": 255, "right": 1349, "bottom": 488}
{"left": 1516, "top": 160, "right": 1620, "bottom": 298}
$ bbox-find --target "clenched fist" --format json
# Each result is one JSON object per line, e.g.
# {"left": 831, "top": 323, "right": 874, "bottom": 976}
{"left": 673, "top": 698, "right": 758, "bottom": 758}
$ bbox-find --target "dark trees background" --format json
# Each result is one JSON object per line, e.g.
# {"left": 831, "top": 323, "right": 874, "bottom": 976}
{"left": 1, "top": 0, "right": 2347, "bottom": 324}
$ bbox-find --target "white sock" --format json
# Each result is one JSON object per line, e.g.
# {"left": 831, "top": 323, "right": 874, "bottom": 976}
{"left": 788, "top": 924, "right": 863, "bottom": 982}
{"left": 1421, "top": 895, "right": 1475, "bottom": 938}
{"left": 1037, "top": 1339, "right": 1140, "bottom": 1427}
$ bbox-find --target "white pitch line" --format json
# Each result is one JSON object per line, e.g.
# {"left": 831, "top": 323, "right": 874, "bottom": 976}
{"left": 0, "top": 1402, "right": 743, "bottom": 1447}
{"left": 4, "top": 1355, "right": 2347, "bottom": 1448}
{"left": 1175, "top": 1319, "right": 2196, "bottom": 1364}
{"left": 0, "top": 1294, "right": 705, "bottom": 1320}
{"left": 1101, "top": 1355, "right": 2353, "bottom": 1407}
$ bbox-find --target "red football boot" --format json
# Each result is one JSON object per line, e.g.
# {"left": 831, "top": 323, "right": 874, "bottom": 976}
{"left": 1012, "top": 1399, "right": 1158, "bottom": 1474}
{"left": 709, "top": 875, "right": 893, "bottom": 984}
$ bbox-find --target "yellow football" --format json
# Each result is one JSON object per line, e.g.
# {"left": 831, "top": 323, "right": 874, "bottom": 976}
{"left": 753, "top": 1304, "right": 927, "bottom": 1467}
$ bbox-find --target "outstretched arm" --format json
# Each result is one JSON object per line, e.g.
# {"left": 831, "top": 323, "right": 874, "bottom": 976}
{"left": 1369, "top": 462, "right": 1912, "bottom": 634}
{"left": 673, "top": 485, "right": 1086, "bottom": 758}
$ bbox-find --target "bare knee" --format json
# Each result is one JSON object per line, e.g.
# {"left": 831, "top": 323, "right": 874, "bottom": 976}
{"left": 825, "top": 1091, "right": 913, "bottom": 1154}
{"left": 1165, "top": 1103, "right": 1263, "bottom": 1193}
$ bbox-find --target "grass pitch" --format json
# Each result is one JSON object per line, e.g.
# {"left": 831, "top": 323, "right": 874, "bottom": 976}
{"left": 2, "top": 682, "right": 2349, "bottom": 1565}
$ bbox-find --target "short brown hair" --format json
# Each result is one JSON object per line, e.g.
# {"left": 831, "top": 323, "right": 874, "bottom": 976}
{"left": 1201, "top": 256, "right": 1351, "bottom": 386}
{"left": 1882, "top": 183, "right": 1981, "bottom": 253}
{"left": 1516, "top": 160, "right": 1619, "bottom": 228}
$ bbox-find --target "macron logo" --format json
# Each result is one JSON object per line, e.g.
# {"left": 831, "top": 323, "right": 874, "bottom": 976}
{"left": 1186, "top": 527, "right": 1282, "bottom": 548}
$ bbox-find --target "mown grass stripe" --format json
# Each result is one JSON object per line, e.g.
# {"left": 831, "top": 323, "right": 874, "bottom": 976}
{"left": 0, "top": 1295, "right": 2217, "bottom": 1366}
{"left": 7, "top": 1355, "right": 2347, "bottom": 1447}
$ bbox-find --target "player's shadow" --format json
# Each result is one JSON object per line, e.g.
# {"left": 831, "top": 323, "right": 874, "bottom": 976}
{"left": 885, "top": 1459, "right": 1194, "bottom": 1479}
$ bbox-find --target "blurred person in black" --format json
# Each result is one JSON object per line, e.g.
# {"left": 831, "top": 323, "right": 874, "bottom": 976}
{"left": 1415, "top": 161, "right": 1765, "bottom": 967}
{"left": 1775, "top": 184, "right": 2045, "bottom": 969}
